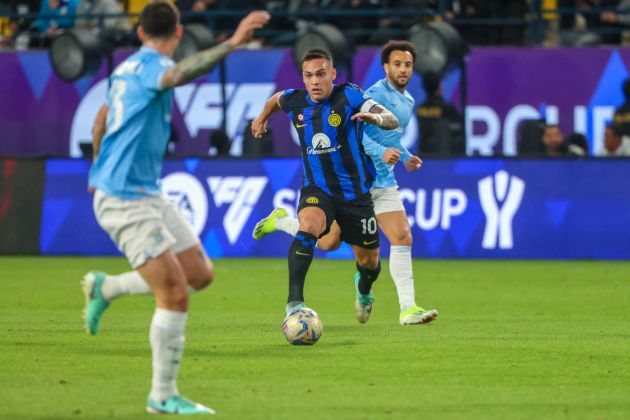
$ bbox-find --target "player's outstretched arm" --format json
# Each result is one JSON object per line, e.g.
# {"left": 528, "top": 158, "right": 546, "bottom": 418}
{"left": 404, "top": 155, "right": 423, "bottom": 172}
{"left": 251, "top": 91, "right": 284, "bottom": 138}
{"left": 362, "top": 132, "right": 402, "bottom": 164}
{"left": 92, "top": 104, "right": 108, "bottom": 160}
{"left": 351, "top": 104, "right": 399, "bottom": 130}
{"left": 160, "top": 11, "right": 270, "bottom": 89}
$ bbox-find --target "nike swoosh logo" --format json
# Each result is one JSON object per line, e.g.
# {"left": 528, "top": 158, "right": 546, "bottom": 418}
{"left": 363, "top": 240, "right": 377, "bottom": 245}
{"left": 295, "top": 123, "right": 306, "bottom": 128}
{"left": 296, "top": 251, "right": 311, "bottom": 256}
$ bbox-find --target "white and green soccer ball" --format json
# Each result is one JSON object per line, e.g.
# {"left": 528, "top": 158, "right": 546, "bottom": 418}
{"left": 282, "top": 307, "right": 323, "bottom": 345}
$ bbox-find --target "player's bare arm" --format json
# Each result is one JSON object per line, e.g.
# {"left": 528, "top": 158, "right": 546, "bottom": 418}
{"left": 91, "top": 104, "right": 108, "bottom": 160}
{"left": 160, "top": 11, "right": 270, "bottom": 88}
{"left": 252, "top": 91, "right": 284, "bottom": 138}
{"left": 351, "top": 104, "right": 399, "bottom": 130}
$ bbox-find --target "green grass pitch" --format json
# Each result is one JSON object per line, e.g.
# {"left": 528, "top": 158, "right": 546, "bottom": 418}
{"left": 1, "top": 257, "right": 629, "bottom": 419}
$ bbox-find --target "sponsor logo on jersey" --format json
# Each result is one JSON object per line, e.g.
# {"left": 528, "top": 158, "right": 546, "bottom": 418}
{"left": 306, "top": 133, "right": 341, "bottom": 154}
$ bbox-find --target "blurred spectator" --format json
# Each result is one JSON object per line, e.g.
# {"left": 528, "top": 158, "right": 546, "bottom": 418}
{"left": 566, "top": 132, "right": 589, "bottom": 156}
{"left": 613, "top": 78, "right": 630, "bottom": 135}
{"left": 541, "top": 124, "right": 569, "bottom": 156}
{"left": 0, "top": 3, "right": 13, "bottom": 48}
{"left": 265, "top": 0, "right": 330, "bottom": 46}
{"left": 177, "top": 0, "right": 216, "bottom": 26}
{"left": 598, "top": 124, "right": 630, "bottom": 156}
{"left": 600, "top": 0, "right": 630, "bottom": 26}
{"left": 28, "top": 0, "right": 80, "bottom": 47}
{"left": 373, "top": 0, "right": 434, "bottom": 44}
{"left": 212, "top": 0, "right": 264, "bottom": 40}
{"left": 489, "top": 0, "right": 528, "bottom": 44}
{"left": 243, "top": 120, "right": 274, "bottom": 156}
{"left": 595, "top": 0, "right": 629, "bottom": 43}
{"left": 329, "top": 0, "right": 383, "bottom": 44}
{"left": 209, "top": 129, "right": 232, "bottom": 156}
{"left": 416, "top": 71, "right": 465, "bottom": 155}
{"left": 2, "top": 1, "right": 40, "bottom": 49}
{"left": 34, "top": 0, "right": 80, "bottom": 33}
{"left": 573, "top": 0, "right": 621, "bottom": 43}
{"left": 448, "top": 0, "right": 492, "bottom": 45}
{"left": 517, "top": 119, "right": 547, "bottom": 155}
{"left": 75, "top": 0, "right": 132, "bottom": 32}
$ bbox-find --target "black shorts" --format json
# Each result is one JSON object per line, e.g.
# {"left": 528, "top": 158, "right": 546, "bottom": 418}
{"left": 297, "top": 186, "right": 380, "bottom": 249}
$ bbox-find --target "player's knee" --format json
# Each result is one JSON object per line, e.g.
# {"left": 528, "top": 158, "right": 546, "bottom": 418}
{"left": 392, "top": 229, "right": 412, "bottom": 246}
{"left": 299, "top": 220, "right": 326, "bottom": 237}
{"left": 161, "top": 283, "right": 189, "bottom": 309}
{"left": 317, "top": 237, "right": 341, "bottom": 251}
{"left": 190, "top": 263, "right": 214, "bottom": 291}
{"left": 356, "top": 251, "right": 379, "bottom": 269}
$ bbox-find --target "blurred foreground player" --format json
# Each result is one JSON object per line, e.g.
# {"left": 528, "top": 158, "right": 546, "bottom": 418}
{"left": 84, "top": 1, "right": 269, "bottom": 414}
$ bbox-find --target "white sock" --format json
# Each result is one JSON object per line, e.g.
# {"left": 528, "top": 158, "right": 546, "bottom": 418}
{"left": 101, "top": 272, "right": 198, "bottom": 301}
{"left": 149, "top": 308, "right": 188, "bottom": 402}
{"left": 101, "top": 271, "right": 151, "bottom": 301}
{"left": 389, "top": 245, "right": 416, "bottom": 312}
{"left": 275, "top": 216, "right": 299, "bottom": 236}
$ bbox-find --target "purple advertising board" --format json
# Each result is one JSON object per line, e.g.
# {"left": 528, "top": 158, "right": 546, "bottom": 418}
{"left": 0, "top": 47, "right": 627, "bottom": 157}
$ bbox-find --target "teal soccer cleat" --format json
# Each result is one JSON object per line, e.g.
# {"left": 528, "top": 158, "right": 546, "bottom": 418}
{"left": 147, "top": 395, "right": 215, "bottom": 415}
{"left": 285, "top": 301, "right": 305, "bottom": 315}
{"left": 252, "top": 208, "right": 287, "bottom": 240}
{"left": 353, "top": 273, "right": 373, "bottom": 324}
{"left": 81, "top": 271, "right": 110, "bottom": 335}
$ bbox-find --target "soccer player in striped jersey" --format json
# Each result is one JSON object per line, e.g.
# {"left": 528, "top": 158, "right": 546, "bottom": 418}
{"left": 253, "top": 41, "right": 438, "bottom": 326}
{"left": 251, "top": 48, "right": 400, "bottom": 323}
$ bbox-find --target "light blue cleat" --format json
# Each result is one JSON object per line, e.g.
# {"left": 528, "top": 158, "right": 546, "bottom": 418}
{"left": 146, "top": 395, "right": 215, "bottom": 415}
{"left": 81, "top": 271, "right": 110, "bottom": 335}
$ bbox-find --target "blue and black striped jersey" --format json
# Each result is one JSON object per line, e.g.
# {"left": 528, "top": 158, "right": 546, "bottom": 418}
{"left": 279, "top": 83, "right": 377, "bottom": 202}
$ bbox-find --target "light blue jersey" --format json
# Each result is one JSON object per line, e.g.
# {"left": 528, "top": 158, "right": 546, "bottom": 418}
{"left": 89, "top": 47, "right": 175, "bottom": 199}
{"left": 362, "top": 78, "right": 415, "bottom": 188}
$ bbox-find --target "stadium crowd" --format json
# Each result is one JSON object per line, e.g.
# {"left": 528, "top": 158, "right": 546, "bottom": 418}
{"left": 2, "top": 0, "right": 630, "bottom": 49}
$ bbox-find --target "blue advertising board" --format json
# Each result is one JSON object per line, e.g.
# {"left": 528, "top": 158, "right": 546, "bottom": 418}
{"left": 41, "top": 158, "right": 630, "bottom": 260}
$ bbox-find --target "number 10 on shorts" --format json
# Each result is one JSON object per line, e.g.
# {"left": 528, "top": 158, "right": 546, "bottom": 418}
{"left": 361, "top": 217, "right": 377, "bottom": 234}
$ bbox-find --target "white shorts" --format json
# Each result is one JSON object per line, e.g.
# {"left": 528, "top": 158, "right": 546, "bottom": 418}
{"left": 370, "top": 187, "right": 405, "bottom": 215}
{"left": 94, "top": 190, "right": 199, "bottom": 269}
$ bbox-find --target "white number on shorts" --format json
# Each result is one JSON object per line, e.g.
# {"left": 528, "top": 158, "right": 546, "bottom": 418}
{"left": 361, "top": 217, "right": 377, "bottom": 235}
{"left": 110, "top": 80, "right": 127, "bottom": 132}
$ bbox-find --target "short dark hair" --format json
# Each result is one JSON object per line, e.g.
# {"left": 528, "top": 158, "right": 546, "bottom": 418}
{"left": 302, "top": 48, "right": 333, "bottom": 64}
{"left": 623, "top": 78, "right": 630, "bottom": 100}
{"left": 381, "top": 40, "right": 417, "bottom": 65}
{"left": 608, "top": 123, "right": 623, "bottom": 136}
{"left": 140, "top": 1, "right": 179, "bottom": 39}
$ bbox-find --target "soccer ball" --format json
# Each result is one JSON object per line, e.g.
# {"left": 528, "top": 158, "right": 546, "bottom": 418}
{"left": 282, "top": 307, "right": 323, "bottom": 345}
